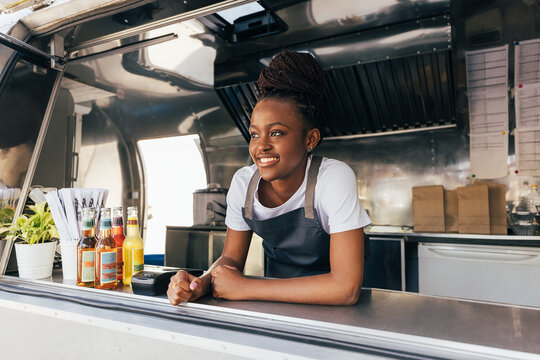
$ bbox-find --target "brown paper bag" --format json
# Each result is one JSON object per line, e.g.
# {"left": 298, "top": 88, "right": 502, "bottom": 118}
{"left": 475, "top": 182, "right": 507, "bottom": 235}
{"left": 444, "top": 190, "right": 458, "bottom": 233}
{"left": 413, "top": 185, "right": 445, "bottom": 232}
{"left": 457, "top": 185, "right": 490, "bottom": 234}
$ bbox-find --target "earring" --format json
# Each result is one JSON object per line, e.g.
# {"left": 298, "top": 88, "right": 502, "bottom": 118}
{"left": 307, "top": 148, "right": 311, "bottom": 152}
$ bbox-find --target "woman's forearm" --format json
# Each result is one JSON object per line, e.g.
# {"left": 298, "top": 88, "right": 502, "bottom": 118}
{"left": 239, "top": 273, "right": 362, "bottom": 305}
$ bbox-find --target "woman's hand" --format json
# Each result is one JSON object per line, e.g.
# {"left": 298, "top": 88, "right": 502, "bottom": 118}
{"left": 167, "top": 270, "right": 207, "bottom": 305}
{"left": 211, "top": 265, "right": 247, "bottom": 300}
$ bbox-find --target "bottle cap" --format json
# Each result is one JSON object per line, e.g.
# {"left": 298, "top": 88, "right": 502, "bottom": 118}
{"left": 100, "top": 207, "right": 111, "bottom": 219}
{"left": 82, "top": 207, "right": 96, "bottom": 219}
{"left": 127, "top": 206, "right": 138, "bottom": 218}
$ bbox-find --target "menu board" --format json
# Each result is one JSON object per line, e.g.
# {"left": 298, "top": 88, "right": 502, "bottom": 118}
{"left": 514, "top": 39, "right": 540, "bottom": 176}
{"left": 465, "top": 45, "right": 509, "bottom": 179}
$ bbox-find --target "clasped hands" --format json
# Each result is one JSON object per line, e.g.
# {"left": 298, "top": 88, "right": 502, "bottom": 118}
{"left": 167, "top": 264, "right": 246, "bottom": 305}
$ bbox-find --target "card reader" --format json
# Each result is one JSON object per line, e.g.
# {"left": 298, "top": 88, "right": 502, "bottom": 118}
{"left": 131, "top": 265, "right": 204, "bottom": 296}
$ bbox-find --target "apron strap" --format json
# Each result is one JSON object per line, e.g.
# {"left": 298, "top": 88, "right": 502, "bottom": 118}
{"left": 244, "top": 169, "right": 261, "bottom": 220}
{"left": 304, "top": 154, "right": 322, "bottom": 219}
{"left": 243, "top": 154, "right": 323, "bottom": 220}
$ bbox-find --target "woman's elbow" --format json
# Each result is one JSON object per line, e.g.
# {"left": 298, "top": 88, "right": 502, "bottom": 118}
{"left": 334, "top": 281, "right": 361, "bottom": 305}
{"left": 343, "top": 286, "right": 361, "bottom": 305}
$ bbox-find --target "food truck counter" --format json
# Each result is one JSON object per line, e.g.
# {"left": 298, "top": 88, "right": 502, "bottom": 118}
{"left": 0, "top": 270, "right": 539, "bottom": 359}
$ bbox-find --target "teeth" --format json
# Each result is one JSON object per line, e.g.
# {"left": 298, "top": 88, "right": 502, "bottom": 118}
{"left": 260, "top": 157, "right": 278, "bottom": 163}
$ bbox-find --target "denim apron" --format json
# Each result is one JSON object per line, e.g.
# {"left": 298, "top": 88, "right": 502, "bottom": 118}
{"left": 242, "top": 155, "right": 331, "bottom": 278}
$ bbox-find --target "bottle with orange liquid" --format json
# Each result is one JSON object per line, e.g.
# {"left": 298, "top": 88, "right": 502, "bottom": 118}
{"left": 112, "top": 206, "right": 125, "bottom": 282}
{"left": 77, "top": 208, "right": 97, "bottom": 287}
{"left": 122, "top": 206, "right": 144, "bottom": 286}
{"left": 95, "top": 208, "right": 117, "bottom": 290}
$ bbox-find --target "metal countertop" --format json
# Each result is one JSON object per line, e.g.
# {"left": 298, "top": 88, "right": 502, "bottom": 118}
{"left": 1, "top": 269, "right": 539, "bottom": 357}
{"left": 365, "top": 226, "right": 540, "bottom": 246}
{"left": 165, "top": 225, "right": 540, "bottom": 246}
{"left": 196, "top": 288, "right": 540, "bottom": 355}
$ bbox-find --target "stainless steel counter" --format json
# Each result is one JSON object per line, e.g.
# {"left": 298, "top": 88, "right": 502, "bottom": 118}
{"left": 365, "top": 226, "right": 540, "bottom": 247}
{"left": 1, "top": 270, "right": 540, "bottom": 359}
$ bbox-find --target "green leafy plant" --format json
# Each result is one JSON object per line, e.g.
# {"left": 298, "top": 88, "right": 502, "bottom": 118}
{"left": 0, "top": 206, "right": 15, "bottom": 239}
{"left": 8, "top": 202, "right": 59, "bottom": 245}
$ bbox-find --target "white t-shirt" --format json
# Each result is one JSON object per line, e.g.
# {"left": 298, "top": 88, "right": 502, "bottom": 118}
{"left": 225, "top": 156, "right": 371, "bottom": 234}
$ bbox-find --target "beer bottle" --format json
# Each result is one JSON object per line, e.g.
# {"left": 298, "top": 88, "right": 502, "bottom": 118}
{"left": 112, "top": 206, "right": 125, "bottom": 282}
{"left": 77, "top": 208, "right": 98, "bottom": 287}
{"left": 95, "top": 208, "right": 117, "bottom": 289}
{"left": 122, "top": 206, "right": 144, "bottom": 285}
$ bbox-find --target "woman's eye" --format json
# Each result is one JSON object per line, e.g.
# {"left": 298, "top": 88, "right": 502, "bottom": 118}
{"left": 250, "top": 133, "right": 259, "bottom": 139}
{"left": 271, "top": 131, "right": 284, "bottom": 136}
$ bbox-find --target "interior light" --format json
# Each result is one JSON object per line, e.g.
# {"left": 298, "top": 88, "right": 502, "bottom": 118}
{"left": 216, "top": 2, "right": 264, "bottom": 24}
{"left": 310, "top": 0, "right": 398, "bottom": 25}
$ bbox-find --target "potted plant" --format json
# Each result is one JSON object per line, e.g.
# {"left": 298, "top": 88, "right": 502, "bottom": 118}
{"left": 0, "top": 205, "right": 15, "bottom": 265}
{"left": 8, "top": 202, "right": 59, "bottom": 279}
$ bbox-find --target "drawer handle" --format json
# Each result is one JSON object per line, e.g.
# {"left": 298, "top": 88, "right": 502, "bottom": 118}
{"left": 427, "top": 248, "right": 537, "bottom": 262}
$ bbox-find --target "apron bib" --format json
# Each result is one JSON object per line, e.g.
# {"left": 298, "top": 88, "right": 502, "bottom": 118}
{"left": 242, "top": 155, "right": 330, "bottom": 278}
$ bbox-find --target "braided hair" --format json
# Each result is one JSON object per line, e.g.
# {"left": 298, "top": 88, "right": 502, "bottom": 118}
{"left": 257, "top": 50, "right": 325, "bottom": 137}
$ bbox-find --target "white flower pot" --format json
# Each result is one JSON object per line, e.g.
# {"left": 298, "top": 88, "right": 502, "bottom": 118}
{"left": 14, "top": 241, "right": 57, "bottom": 279}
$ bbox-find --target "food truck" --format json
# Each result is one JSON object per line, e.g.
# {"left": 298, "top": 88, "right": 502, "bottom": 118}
{"left": 1, "top": 0, "right": 540, "bottom": 358}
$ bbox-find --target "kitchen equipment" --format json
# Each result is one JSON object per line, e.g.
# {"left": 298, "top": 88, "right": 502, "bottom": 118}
{"left": 419, "top": 242, "right": 540, "bottom": 307}
{"left": 131, "top": 265, "right": 204, "bottom": 296}
{"left": 165, "top": 226, "right": 226, "bottom": 270}
{"left": 193, "top": 184, "right": 227, "bottom": 226}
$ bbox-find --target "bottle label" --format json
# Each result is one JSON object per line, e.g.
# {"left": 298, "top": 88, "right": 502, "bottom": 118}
{"left": 81, "top": 250, "right": 95, "bottom": 282}
{"left": 81, "top": 219, "right": 93, "bottom": 231}
{"left": 113, "top": 227, "right": 124, "bottom": 236}
{"left": 132, "top": 248, "right": 144, "bottom": 273}
{"left": 100, "top": 251, "right": 117, "bottom": 284}
{"left": 101, "top": 219, "right": 112, "bottom": 229}
{"left": 117, "top": 247, "right": 124, "bottom": 280}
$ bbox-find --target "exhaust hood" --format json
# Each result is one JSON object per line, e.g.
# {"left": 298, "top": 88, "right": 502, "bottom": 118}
{"left": 215, "top": 15, "right": 455, "bottom": 140}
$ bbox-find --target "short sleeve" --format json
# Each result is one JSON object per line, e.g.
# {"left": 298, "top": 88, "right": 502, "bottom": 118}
{"left": 225, "top": 167, "right": 253, "bottom": 231}
{"left": 317, "top": 161, "right": 371, "bottom": 234}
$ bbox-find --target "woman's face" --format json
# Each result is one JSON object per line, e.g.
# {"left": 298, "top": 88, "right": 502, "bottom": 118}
{"left": 249, "top": 98, "right": 318, "bottom": 183}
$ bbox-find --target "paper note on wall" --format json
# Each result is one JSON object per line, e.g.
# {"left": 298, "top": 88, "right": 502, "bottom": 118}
{"left": 515, "top": 129, "right": 540, "bottom": 176}
{"left": 515, "top": 84, "right": 540, "bottom": 129}
{"left": 515, "top": 39, "right": 540, "bottom": 86}
{"left": 465, "top": 45, "right": 509, "bottom": 178}
{"left": 469, "top": 132, "right": 508, "bottom": 179}
{"left": 514, "top": 39, "right": 540, "bottom": 176}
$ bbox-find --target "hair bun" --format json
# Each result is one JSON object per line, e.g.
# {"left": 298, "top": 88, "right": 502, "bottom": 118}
{"left": 257, "top": 51, "right": 325, "bottom": 99}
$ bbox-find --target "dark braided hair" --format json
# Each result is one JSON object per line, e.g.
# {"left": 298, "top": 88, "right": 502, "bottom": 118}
{"left": 257, "top": 50, "right": 325, "bottom": 137}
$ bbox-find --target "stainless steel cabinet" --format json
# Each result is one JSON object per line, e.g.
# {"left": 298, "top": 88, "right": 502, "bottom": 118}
{"left": 363, "top": 234, "right": 419, "bottom": 292}
{"left": 419, "top": 242, "right": 540, "bottom": 307}
{"left": 165, "top": 226, "right": 226, "bottom": 270}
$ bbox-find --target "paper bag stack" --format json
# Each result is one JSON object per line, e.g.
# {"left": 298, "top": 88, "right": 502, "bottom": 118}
{"left": 412, "top": 183, "right": 506, "bottom": 235}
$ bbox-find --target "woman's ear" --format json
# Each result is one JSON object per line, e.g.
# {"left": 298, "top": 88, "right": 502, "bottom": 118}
{"left": 306, "top": 128, "right": 321, "bottom": 151}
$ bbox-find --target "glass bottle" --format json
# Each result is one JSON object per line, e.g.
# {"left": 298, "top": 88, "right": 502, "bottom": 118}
{"left": 112, "top": 206, "right": 125, "bottom": 282}
{"left": 95, "top": 208, "right": 117, "bottom": 290}
{"left": 527, "top": 185, "right": 540, "bottom": 236}
{"left": 527, "top": 184, "right": 540, "bottom": 214}
{"left": 77, "top": 208, "right": 98, "bottom": 287}
{"left": 122, "top": 206, "right": 144, "bottom": 286}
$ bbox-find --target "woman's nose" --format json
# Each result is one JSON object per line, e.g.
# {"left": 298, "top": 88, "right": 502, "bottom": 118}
{"left": 257, "top": 134, "right": 272, "bottom": 150}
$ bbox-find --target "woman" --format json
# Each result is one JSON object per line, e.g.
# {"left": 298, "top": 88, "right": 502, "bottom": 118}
{"left": 168, "top": 51, "right": 371, "bottom": 305}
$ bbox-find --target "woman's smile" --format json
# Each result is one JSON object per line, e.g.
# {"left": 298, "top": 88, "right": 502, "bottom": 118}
{"left": 258, "top": 156, "right": 279, "bottom": 166}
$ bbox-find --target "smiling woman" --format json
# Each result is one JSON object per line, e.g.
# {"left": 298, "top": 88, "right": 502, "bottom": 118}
{"left": 168, "top": 51, "right": 371, "bottom": 306}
